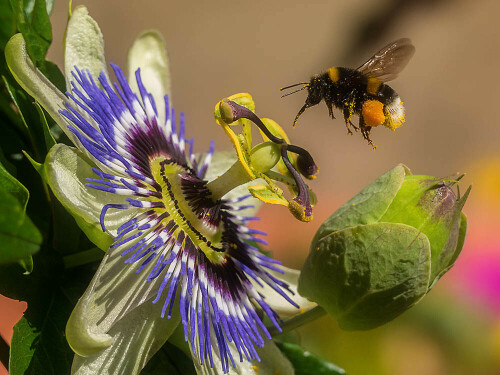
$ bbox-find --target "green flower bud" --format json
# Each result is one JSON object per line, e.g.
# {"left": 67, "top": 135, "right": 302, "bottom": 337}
{"left": 298, "top": 164, "right": 470, "bottom": 330}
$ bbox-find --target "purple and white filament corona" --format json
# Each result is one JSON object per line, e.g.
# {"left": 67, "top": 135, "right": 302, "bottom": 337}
{"left": 60, "top": 63, "right": 298, "bottom": 372}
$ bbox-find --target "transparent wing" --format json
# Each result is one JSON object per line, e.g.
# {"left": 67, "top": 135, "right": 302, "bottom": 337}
{"left": 357, "top": 38, "right": 415, "bottom": 82}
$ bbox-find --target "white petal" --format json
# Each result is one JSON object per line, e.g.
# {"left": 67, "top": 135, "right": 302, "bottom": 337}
{"left": 68, "top": 242, "right": 181, "bottom": 374}
{"left": 257, "top": 266, "right": 316, "bottom": 318}
{"left": 191, "top": 337, "right": 294, "bottom": 375}
{"left": 205, "top": 151, "right": 263, "bottom": 217}
{"left": 5, "top": 34, "right": 77, "bottom": 143}
{"left": 64, "top": 6, "right": 108, "bottom": 91}
{"left": 127, "top": 30, "right": 171, "bottom": 123}
{"left": 204, "top": 151, "right": 235, "bottom": 183}
{"left": 45, "top": 144, "right": 139, "bottom": 247}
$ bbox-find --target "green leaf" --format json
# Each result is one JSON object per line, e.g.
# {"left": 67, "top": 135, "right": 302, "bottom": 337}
{"left": 39, "top": 59, "right": 66, "bottom": 93}
{"left": 9, "top": 0, "right": 52, "bottom": 65}
{"left": 9, "top": 288, "right": 75, "bottom": 375}
{"left": 33, "top": 101, "right": 55, "bottom": 150}
{"left": 0, "top": 158, "right": 29, "bottom": 210}
{"left": 5, "top": 34, "right": 70, "bottom": 144}
{"left": 18, "top": 254, "right": 33, "bottom": 274}
{"left": 0, "top": 262, "right": 33, "bottom": 301}
{"left": 4, "top": 248, "right": 88, "bottom": 374}
{"left": 299, "top": 222, "right": 431, "bottom": 330}
{"left": 140, "top": 342, "right": 196, "bottom": 375}
{"left": 2, "top": 74, "right": 31, "bottom": 137}
{"left": 0, "top": 1, "right": 15, "bottom": 52}
{"left": 23, "top": 150, "right": 46, "bottom": 181}
{"left": 312, "top": 165, "right": 407, "bottom": 247}
{"left": 0, "top": 189, "right": 42, "bottom": 265}
{"left": 2, "top": 74, "right": 48, "bottom": 158}
{"left": 0, "top": 84, "right": 26, "bottom": 144}
{"left": 276, "top": 342, "right": 346, "bottom": 375}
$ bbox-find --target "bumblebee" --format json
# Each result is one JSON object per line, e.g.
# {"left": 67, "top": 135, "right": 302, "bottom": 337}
{"left": 281, "top": 38, "right": 415, "bottom": 147}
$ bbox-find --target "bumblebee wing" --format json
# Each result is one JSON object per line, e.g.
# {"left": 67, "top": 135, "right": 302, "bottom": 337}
{"left": 357, "top": 38, "right": 415, "bottom": 82}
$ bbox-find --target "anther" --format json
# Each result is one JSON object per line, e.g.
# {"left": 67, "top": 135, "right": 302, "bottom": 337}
{"left": 286, "top": 145, "right": 319, "bottom": 180}
{"left": 281, "top": 145, "right": 313, "bottom": 221}
{"left": 219, "top": 100, "right": 284, "bottom": 144}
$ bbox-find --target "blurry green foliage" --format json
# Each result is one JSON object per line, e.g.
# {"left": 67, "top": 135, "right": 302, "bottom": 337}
{"left": 0, "top": 189, "right": 41, "bottom": 265}
{"left": 8, "top": 0, "right": 52, "bottom": 65}
{"left": 276, "top": 342, "right": 346, "bottom": 375}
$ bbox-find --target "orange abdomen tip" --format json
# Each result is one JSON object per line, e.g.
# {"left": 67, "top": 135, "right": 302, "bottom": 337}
{"left": 362, "top": 100, "right": 385, "bottom": 127}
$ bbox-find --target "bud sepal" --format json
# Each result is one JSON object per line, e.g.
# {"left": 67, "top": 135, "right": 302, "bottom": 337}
{"left": 298, "top": 164, "right": 470, "bottom": 330}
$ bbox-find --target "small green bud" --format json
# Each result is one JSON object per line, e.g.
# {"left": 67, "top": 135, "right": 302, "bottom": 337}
{"left": 298, "top": 165, "right": 470, "bottom": 330}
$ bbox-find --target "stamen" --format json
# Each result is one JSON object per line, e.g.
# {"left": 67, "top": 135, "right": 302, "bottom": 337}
{"left": 100, "top": 204, "right": 129, "bottom": 231}
{"left": 219, "top": 99, "right": 316, "bottom": 220}
{"left": 281, "top": 145, "right": 313, "bottom": 221}
{"left": 286, "top": 144, "right": 319, "bottom": 179}
{"left": 219, "top": 100, "right": 284, "bottom": 144}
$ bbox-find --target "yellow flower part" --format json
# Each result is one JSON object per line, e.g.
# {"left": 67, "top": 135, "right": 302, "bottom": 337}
{"left": 213, "top": 93, "right": 318, "bottom": 222}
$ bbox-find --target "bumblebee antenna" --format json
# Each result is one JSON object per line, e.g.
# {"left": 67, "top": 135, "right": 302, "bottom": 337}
{"left": 281, "top": 85, "right": 308, "bottom": 98}
{"left": 280, "top": 82, "right": 309, "bottom": 91}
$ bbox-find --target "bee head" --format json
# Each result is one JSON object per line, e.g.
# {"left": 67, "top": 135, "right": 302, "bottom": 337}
{"left": 305, "top": 77, "right": 324, "bottom": 107}
{"left": 280, "top": 79, "right": 321, "bottom": 126}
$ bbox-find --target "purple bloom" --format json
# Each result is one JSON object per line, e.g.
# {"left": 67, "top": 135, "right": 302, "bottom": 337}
{"left": 62, "top": 63, "right": 298, "bottom": 372}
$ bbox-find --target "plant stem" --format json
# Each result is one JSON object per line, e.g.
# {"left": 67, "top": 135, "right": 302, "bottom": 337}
{"left": 267, "top": 306, "right": 327, "bottom": 337}
{"left": 63, "top": 247, "right": 103, "bottom": 268}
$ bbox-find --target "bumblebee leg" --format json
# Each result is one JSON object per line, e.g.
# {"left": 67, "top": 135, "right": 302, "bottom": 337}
{"left": 325, "top": 100, "right": 335, "bottom": 119}
{"left": 359, "top": 117, "right": 376, "bottom": 149}
{"left": 342, "top": 107, "right": 353, "bottom": 135}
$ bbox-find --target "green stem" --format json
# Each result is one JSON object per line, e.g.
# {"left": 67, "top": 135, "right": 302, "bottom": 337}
{"left": 205, "top": 160, "right": 250, "bottom": 201}
{"left": 63, "top": 247, "right": 103, "bottom": 268}
{"left": 267, "top": 306, "right": 327, "bottom": 337}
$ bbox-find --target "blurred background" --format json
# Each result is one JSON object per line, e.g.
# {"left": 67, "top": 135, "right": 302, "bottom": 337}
{"left": 2, "top": 0, "right": 500, "bottom": 374}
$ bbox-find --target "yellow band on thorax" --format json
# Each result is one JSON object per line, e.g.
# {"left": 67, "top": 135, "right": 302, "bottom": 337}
{"left": 327, "top": 67, "right": 339, "bottom": 82}
{"left": 366, "top": 77, "right": 381, "bottom": 95}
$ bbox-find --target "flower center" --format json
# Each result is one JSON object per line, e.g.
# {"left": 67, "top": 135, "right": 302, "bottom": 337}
{"left": 149, "top": 155, "right": 227, "bottom": 264}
